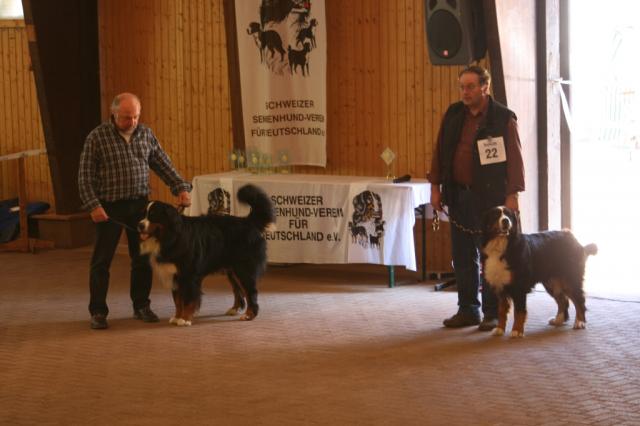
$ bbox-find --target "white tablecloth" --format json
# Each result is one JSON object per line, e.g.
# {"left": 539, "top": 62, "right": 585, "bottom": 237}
{"left": 186, "top": 171, "right": 430, "bottom": 271}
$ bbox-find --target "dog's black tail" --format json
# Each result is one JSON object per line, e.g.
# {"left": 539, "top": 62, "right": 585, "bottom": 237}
{"left": 584, "top": 243, "right": 598, "bottom": 257}
{"left": 237, "top": 184, "right": 276, "bottom": 231}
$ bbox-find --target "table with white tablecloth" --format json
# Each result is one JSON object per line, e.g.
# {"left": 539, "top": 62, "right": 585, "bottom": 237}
{"left": 186, "top": 171, "right": 430, "bottom": 285}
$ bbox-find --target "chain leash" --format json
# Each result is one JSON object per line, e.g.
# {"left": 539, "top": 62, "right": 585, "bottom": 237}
{"left": 431, "top": 211, "right": 440, "bottom": 231}
{"left": 432, "top": 209, "right": 483, "bottom": 235}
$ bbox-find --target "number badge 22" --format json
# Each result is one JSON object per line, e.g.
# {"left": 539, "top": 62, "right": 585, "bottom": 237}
{"left": 477, "top": 136, "right": 506, "bottom": 165}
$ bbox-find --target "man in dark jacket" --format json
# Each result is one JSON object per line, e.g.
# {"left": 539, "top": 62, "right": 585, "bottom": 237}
{"left": 429, "top": 65, "right": 525, "bottom": 331}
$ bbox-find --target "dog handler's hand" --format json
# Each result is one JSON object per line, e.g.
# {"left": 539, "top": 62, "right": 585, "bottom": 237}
{"left": 505, "top": 193, "right": 519, "bottom": 211}
{"left": 178, "top": 191, "right": 192, "bottom": 207}
{"left": 90, "top": 206, "right": 109, "bottom": 223}
{"left": 430, "top": 185, "right": 443, "bottom": 212}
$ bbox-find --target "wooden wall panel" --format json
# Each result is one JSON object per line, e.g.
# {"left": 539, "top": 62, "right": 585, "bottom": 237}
{"left": 97, "top": 0, "right": 467, "bottom": 195}
{"left": 304, "top": 0, "right": 467, "bottom": 179}
{"left": 0, "top": 20, "right": 52, "bottom": 208}
{"left": 98, "top": 0, "right": 234, "bottom": 203}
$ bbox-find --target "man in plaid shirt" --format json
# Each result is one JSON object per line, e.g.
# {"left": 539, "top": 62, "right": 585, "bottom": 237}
{"left": 78, "top": 92, "right": 191, "bottom": 330}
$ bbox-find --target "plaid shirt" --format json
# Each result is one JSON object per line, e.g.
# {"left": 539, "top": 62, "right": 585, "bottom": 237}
{"left": 78, "top": 120, "right": 191, "bottom": 211}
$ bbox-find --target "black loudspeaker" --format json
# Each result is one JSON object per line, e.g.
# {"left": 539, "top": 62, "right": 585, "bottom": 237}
{"left": 425, "top": 0, "right": 486, "bottom": 65}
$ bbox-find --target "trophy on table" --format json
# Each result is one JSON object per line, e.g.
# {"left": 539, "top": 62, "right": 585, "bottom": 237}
{"left": 277, "top": 150, "right": 291, "bottom": 174}
{"left": 229, "top": 150, "right": 238, "bottom": 169}
{"left": 259, "top": 152, "right": 273, "bottom": 174}
{"left": 229, "top": 149, "right": 246, "bottom": 170}
{"left": 380, "top": 147, "right": 396, "bottom": 180}
{"left": 236, "top": 150, "right": 246, "bottom": 169}
{"left": 248, "top": 150, "right": 260, "bottom": 174}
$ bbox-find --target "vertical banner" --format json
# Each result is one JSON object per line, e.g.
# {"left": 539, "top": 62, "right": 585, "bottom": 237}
{"left": 235, "top": 0, "right": 327, "bottom": 167}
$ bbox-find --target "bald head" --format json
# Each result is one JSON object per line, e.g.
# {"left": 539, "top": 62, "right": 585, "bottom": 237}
{"left": 111, "top": 93, "right": 141, "bottom": 133}
{"left": 111, "top": 92, "right": 141, "bottom": 114}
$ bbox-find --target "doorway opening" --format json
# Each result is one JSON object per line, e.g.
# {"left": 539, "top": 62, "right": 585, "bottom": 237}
{"left": 570, "top": 0, "right": 640, "bottom": 299}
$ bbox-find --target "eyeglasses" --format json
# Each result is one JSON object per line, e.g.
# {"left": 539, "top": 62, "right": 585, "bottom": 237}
{"left": 459, "top": 83, "right": 479, "bottom": 92}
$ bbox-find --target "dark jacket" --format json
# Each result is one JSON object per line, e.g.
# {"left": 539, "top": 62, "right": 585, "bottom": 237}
{"left": 439, "top": 96, "right": 516, "bottom": 212}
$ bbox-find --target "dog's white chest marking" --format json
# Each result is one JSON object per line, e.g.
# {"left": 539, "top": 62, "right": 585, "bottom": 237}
{"left": 151, "top": 257, "right": 178, "bottom": 289}
{"left": 140, "top": 236, "right": 160, "bottom": 256}
{"left": 482, "top": 236, "right": 512, "bottom": 291}
{"left": 140, "top": 237, "right": 177, "bottom": 289}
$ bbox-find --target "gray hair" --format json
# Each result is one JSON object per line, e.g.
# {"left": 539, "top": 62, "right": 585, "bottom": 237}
{"left": 110, "top": 93, "right": 141, "bottom": 114}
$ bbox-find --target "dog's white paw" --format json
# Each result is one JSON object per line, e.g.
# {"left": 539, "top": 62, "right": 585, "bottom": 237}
{"left": 176, "top": 318, "right": 192, "bottom": 327}
{"left": 240, "top": 314, "right": 254, "bottom": 321}
{"left": 548, "top": 314, "right": 567, "bottom": 326}
{"left": 573, "top": 320, "right": 586, "bottom": 329}
{"left": 510, "top": 330, "right": 524, "bottom": 338}
{"left": 491, "top": 327, "right": 504, "bottom": 336}
{"left": 225, "top": 307, "right": 239, "bottom": 316}
{"left": 169, "top": 316, "right": 178, "bottom": 325}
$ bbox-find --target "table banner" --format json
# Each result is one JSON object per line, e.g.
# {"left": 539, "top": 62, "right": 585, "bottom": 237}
{"left": 345, "top": 183, "right": 383, "bottom": 266}
{"left": 347, "top": 184, "right": 418, "bottom": 271}
{"left": 187, "top": 172, "right": 429, "bottom": 270}
{"left": 188, "top": 175, "right": 234, "bottom": 216}
{"left": 234, "top": 179, "right": 349, "bottom": 263}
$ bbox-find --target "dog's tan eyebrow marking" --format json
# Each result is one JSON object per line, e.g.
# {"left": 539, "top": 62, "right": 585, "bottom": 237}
{"left": 145, "top": 201, "right": 155, "bottom": 218}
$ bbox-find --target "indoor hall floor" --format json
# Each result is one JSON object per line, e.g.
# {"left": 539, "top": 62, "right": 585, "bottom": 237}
{"left": 1, "top": 247, "right": 639, "bottom": 426}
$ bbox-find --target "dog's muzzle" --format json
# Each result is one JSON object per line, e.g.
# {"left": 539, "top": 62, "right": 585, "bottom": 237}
{"left": 498, "top": 216, "right": 512, "bottom": 234}
{"left": 138, "top": 219, "right": 150, "bottom": 240}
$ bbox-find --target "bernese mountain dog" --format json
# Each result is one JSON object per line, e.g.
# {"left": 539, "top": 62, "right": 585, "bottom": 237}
{"left": 481, "top": 206, "right": 598, "bottom": 338}
{"left": 137, "top": 184, "right": 275, "bottom": 326}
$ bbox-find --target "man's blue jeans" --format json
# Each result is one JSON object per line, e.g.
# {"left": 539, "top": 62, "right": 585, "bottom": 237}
{"left": 448, "top": 188, "right": 497, "bottom": 318}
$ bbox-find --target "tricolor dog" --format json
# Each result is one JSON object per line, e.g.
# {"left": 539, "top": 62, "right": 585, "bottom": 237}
{"left": 481, "top": 206, "right": 597, "bottom": 337}
{"left": 138, "top": 184, "right": 275, "bottom": 326}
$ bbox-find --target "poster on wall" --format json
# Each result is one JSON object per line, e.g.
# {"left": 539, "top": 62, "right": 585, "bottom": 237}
{"left": 235, "top": 0, "right": 327, "bottom": 167}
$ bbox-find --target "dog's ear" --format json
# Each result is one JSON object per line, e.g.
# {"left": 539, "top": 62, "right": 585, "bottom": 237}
{"left": 164, "top": 204, "right": 182, "bottom": 230}
{"left": 480, "top": 208, "right": 497, "bottom": 247}
{"left": 353, "top": 192, "right": 365, "bottom": 213}
{"left": 137, "top": 202, "right": 149, "bottom": 223}
{"left": 481, "top": 207, "right": 498, "bottom": 234}
{"left": 512, "top": 209, "right": 522, "bottom": 234}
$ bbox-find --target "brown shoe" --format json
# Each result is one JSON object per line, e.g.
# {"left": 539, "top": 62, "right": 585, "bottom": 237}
{"left": 443, "top": 312, "right": 481, "bottom": 328}
{"left": 478, "top": 316, "right": 498, "bottom": 331}
{"left": 134, "top": 306, "right": 159, "bottom": 323}
{"left": 90, "top": 314, "right": 108, "bottom": 330}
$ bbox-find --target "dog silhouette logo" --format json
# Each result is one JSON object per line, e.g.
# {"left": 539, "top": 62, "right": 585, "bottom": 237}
{"left": 207, "top": 188, "right": 231, "bottom": 215}
{"left": 348, "top": 191, "right": 385, "bottom": 249}
{"left": 247, "top": 0, "right": 317, "bottom": 77}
